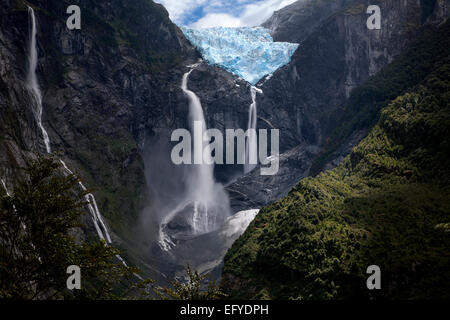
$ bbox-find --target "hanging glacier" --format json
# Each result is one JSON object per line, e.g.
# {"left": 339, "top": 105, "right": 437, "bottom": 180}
{"left": 181, "top": 27, "right": 299, "bottom": 85}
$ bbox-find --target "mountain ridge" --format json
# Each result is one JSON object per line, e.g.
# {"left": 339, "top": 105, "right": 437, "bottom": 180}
{"left": 222, "top": 16, "right": 450, "bottom": 300}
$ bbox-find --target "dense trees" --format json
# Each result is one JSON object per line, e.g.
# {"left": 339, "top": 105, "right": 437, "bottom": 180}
{"left": 0, "top": 156, "right": 222, "bottom": 300}
{"left": 222, "top": 27, "right": 450, "bottom": 300}
{"left": 0, "top": 156, "right": 143, "bottom": 299}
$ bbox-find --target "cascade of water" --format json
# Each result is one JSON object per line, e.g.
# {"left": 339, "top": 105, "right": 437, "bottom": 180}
{"left": 1, "top": 179, "right": 11, "bottom": 197}
{"left": 59, "top": 160, "right": 112, "bottom": 244}
{"left": 244, "top": 86, "right": 262, "bottom": 174}
{"left": 24, "top": 9, "right": 122, "bottom": 263}
{"left": 26, "top": 7, "right": 51, "bottom": 154}
{"left": 181, "top": 66, "right": 217, "bottom": 234}
{"left": 181, "top": 69, "right": 216, "bottom": 191}
{"left": 158, "top": 63, "right": 230, "bottom": 250}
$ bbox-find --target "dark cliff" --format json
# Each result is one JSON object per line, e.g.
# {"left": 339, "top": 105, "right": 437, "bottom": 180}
{"left": 223, "top": 17, "right": 450, "bottom": 300}
{"left": 227, "top": 0, "right": 450, "bottom": 213}
{"left": 1, "top": 0, "right": 193, "bottom": 270}
{"left": 0, "top": 0, "right": 258, "bottom": 280}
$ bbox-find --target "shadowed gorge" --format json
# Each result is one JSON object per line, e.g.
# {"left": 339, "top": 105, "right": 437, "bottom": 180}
{"left": 222, "top": 19, "right": 450, "bottom": 299}
{"left": 0, "top": 0, "right": 449, "bottom": 302}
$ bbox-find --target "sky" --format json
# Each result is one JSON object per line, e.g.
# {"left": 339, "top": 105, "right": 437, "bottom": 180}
{"left": 155, "top": 0, "right": 298, "bottom": 29}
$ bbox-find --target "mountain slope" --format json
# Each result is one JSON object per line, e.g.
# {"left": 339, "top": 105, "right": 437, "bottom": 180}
{"left": 262, "top": 0, "right": 355, "bottom": 43}
{"left": 226, "top": 0, "right": 450, "bottom": 216}
{"left": 222, "top": 20, "right": 450, "bottom": 300}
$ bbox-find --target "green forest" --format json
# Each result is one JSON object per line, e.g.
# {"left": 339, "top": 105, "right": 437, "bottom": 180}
{"left": 222, "top": 21, "right": 450, "bottom": 300}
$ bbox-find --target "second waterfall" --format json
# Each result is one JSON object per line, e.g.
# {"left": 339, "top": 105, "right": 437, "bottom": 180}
{"left": 245, "top": 86, "right": 262, "bottom": 174}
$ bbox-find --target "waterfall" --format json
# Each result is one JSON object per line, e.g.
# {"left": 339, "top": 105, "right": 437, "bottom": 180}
{"left": 181, "top": 66, "right": 216, "bottom": 234}
{"left": 58, "top": 161, "right": 136, "bottom": 271}
{"left": 24, "top": 8, "right": 123, "bottom": 264}
{"left": 181, "top": 68, "right": 215, "bottom": 196}
{"left": 158, "top": 64, "right": 230, "bottom": 250}
{"left": 26, "top": 7, "right": 51, "bottom": 154}
{"left": 1, "top": 179, "right": 11, "bottom": 197}
{"left": 244, "top": 86, "right": 262, "bottom": 174}
{"left": 59, "top": 160, "right": 112, "bottom": 244}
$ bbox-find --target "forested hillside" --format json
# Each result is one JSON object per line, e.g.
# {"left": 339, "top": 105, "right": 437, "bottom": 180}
{"left": 222, "top": 20, "right": 450, "bottom": 300}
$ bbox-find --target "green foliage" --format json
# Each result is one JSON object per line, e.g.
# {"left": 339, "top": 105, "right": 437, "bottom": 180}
{"left": 155, "top": 265, "right": 225, "bottom": 300}
{"left": 0, "top": 157, "right": 221, "bottom": 300}
{"left": 222, "top": 34, "right": 450, "bottom": 300}
{"left": 0, "top": 156, "right": 144, "bottom": 299}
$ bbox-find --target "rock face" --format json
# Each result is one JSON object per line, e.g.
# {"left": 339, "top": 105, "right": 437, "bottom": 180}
{"left": 227, "top": 0, "right": 450, "bottom": 214}
{"left": 1, "top": 0, "right": 195, "bottom": 259}
{"left": 263, "top": 0, "right": 355, "bottom": 43}
{"left": 1, "top": 0, "right": 449, "bottom": 286}
{"left": 0, "top": 0, "right": 261, "bottom": 281}
{"left": 222, "top": 17, "right": 450, "bottom": 299}
{"left": 260, "top": 0, "right": 450, "bottom": 151}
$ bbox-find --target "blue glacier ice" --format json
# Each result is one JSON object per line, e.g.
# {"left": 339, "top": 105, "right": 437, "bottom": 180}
{"left": 181, "top": 27, "right": 299, "bottom": 85}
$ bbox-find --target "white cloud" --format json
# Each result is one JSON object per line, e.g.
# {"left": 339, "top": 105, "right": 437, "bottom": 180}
{"left": 190, "top": 13, "right": 244, "bottom": 29}
{"left": 155, "top": 0, "right": 208, "bottom": 23}
{"left": 237, "top": 0, "right": 298, "bottom": 27}
{"left": 155, "top": 0, "right": 298, "bottom": 28}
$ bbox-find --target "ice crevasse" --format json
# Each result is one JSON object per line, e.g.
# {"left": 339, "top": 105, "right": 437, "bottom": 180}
{"left": 181, "top": 27, "right": 299, "bottom": 85}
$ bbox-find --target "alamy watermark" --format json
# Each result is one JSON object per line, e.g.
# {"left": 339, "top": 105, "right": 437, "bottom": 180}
{"left": 66, "top": 5, "right": 81, "bottom": 30}
{"left": 171, "top": 121, "right": 280, "bottom": 176}
{"left": 367, "top": 5, "right": 381, "bottom": 30}
{"left": 66, "top": 265, "right": 81, "bottom": 290}
{"left": 366, "top": 265, "right": 381, "bottom": 290}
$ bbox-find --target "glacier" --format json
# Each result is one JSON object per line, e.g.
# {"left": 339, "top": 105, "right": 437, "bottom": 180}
{"left": 181, "top": 27, "right": 299, "bottom": 85}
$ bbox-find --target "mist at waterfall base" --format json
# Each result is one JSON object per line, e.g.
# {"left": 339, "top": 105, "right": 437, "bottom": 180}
{"left": 139, "top": 132, "right": 260, "bottom": 278}
{"left": 138, "top": 132, "right": 234, "bottom": 276}
{"left": 136, "top": 67, "right": 276, "bottom": 279}
{"left": 138, "top": 69, "right": 231, "bottom": 255}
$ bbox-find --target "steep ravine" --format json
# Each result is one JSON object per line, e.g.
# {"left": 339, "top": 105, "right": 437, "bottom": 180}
{"left": 1, "top": 0, "right": 449, "bottom": 289}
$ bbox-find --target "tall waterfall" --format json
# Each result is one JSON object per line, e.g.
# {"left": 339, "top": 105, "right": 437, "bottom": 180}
{"left": 24, "top": 8, "right": 118, "bottom": 258}
{"left": 158, "top": 64, "right": 230, "bottom": 250}
{"left": 181, "top": 66, "right": 216, "bottom": 234}
{"left": 244, "top": 86, "right": 262, "bottom": 174}
{"left": 26, "top": 7, "right": 51, "bottom": 154}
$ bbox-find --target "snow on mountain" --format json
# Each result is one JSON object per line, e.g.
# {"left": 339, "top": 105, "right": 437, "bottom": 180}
{"left": 181, "top": 27, "right": 299, "bottom": 85}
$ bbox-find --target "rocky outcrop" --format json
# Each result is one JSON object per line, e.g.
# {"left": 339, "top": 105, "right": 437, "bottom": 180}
{"left": 263, "top": 0, "right": 355, "bottom": 43}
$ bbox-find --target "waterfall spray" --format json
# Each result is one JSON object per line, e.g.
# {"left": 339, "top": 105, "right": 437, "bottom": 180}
{"left": 26, "top": 7, "right": 51, "bottom": 154}
{"left": 244, "top": 86, "right": 262, "bottom": 174}
{"left": 158, "top": 64, "right": 231, "bottom": 249}
{"left": 181, "top": 66, "right": 216, "bottom": 234}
